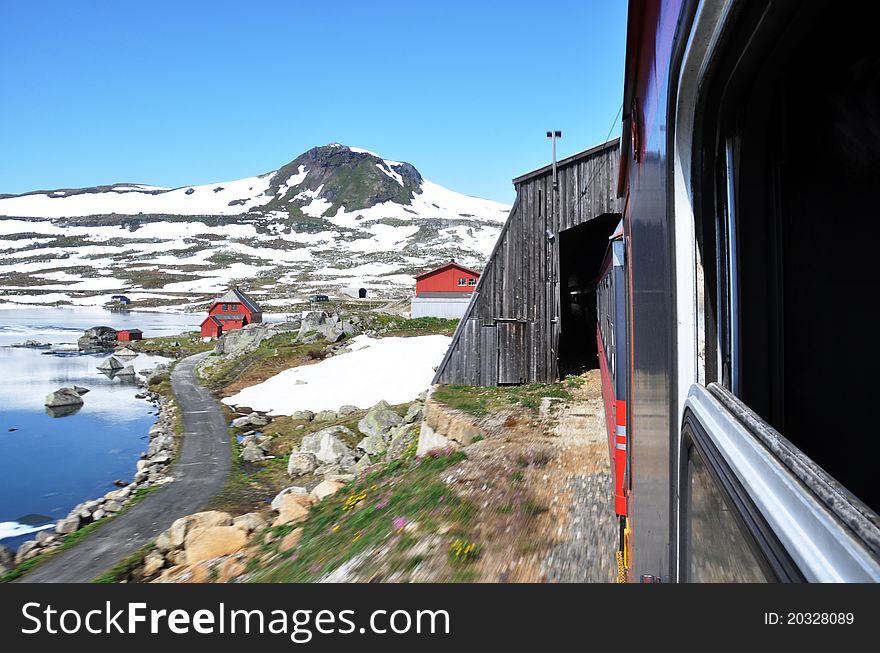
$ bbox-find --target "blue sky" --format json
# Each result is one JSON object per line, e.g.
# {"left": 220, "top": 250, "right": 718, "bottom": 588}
{"left": 0, "top": 1, "right": 627, "bottom": 204}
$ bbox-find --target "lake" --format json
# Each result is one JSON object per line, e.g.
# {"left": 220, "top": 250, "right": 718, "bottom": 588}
{"left": 0, "top": 306, "right": 202, "bottom": 553}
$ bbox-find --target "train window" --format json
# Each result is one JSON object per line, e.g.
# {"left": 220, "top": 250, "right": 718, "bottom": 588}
{"left": 699, "top": 1, "right": 880, "bottom": 513}
{"left": 684, "top": 444, "right": 769, "bottom": 583}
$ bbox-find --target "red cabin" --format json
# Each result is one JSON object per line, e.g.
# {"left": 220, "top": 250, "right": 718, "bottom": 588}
{"left": 116, "top": 329, "right": 143, "bottom": 341}
{"left": 414, "top": 260, "right": 480, "bottom": 297}
{"left": 200, "top": 287, "right": 263, "bottom": 339}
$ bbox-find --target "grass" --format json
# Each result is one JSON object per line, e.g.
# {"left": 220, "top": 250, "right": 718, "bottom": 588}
{"left": 0, "top": 486, "right": 158, "bottom": 583}
{"left": 250, "top": 448, "right": 473, "bottom": 583}
{"left": 365, "top": 314, "right": 460, "bottom": 337}
{"left": 131, "top": 332, "right": 213, "bottom": 358}
{"left": 432, "top": 383, "right": 572, "bottom": 417}
{"left": 92, "top": 543, "right": 156, "bottom": 583}
{"left": 198, "top": 330, "right": 332, "bottom": 391}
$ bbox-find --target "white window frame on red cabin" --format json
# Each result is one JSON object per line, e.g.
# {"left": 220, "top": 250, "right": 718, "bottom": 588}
{"left": 457, "top": 277, "right": 466, "bottom": 286}
{"left": 468, "top": 278, "right": 477, "bottom": 286}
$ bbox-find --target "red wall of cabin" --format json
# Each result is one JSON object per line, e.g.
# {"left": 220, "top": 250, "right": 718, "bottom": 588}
{"left": 415, "top": 266, "right": 479, "bottom": 295}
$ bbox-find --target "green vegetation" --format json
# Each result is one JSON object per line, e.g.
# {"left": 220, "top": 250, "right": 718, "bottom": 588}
{"left": 432, "top": 383, "right": 572, "bottom": 417}
{"left": 251, "top": 448, "right": 473, "bottom": 583}
{"left": 564, "top": 375, "right": 586, "bottom": 388}
{"left": 132, "top": 332, "right": 213, "bottom": 358}
{"left": 365, "top": 314, "right": 460, "bottom": 337}
{"left": 198, "top": 330, "right": 334, "bottom": 390}
{"left": 0, "top": 486, "right": 158, "bottom": 583}
{"left": 92, "top": 543, "right": 156, "bottom": 583}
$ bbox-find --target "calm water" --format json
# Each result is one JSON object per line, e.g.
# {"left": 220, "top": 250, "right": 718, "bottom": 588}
{"left": 0, "top": 306, "right": 202, "bottom": 551}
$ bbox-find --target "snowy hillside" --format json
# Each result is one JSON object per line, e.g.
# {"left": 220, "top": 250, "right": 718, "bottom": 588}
{"left": 0, "top": 144, "right": 509, "bottom": 311}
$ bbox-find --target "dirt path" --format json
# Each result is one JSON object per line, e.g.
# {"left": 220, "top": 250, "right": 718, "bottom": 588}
{"left": 19, "top": 353, "right": 231, "bottom": 583}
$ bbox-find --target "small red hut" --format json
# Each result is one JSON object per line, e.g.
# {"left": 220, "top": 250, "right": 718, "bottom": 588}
{"left": 414, "top": 260, "right": 480, "bottom": 297}
{"left": 200, "top": 287, "right": 263, "bottom": 339}
{"left": 116, "top": 329, "right": 143, "bottom": 341}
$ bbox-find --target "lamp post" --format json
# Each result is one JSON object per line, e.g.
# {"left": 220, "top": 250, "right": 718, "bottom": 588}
{"left": 546, "top": 130, "right": 562, "bottom": 380}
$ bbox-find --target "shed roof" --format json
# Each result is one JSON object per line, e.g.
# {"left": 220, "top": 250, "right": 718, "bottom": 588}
{"left": 414, "top": 261, "right": 481, "bottom": 280}
{"left": 511, "top": 138, "right": 620, "bottom": 186}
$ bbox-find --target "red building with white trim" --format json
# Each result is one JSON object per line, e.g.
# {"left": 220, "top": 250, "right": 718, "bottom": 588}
{"left": 412, "top": 261, "right": 480, "bottom": 319}
{"left": 200, "top": 287, "right": 263, "bottom": 339}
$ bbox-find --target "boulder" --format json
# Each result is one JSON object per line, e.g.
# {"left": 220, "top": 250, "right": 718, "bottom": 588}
{"left": 97, "top": 356, "right": 124, "bottom": 372}
{"left": 156, "top": 511, "right": 233, "bottom": 552}
{"left": 142, "top": 551, "right": 165, "bottom": 577}
{"left": 271, "top": 486, "right": 311, "bottom": 511}
{"left": 240, "top": 441, "right": 265, "bottom": 463}
{"left": 232, "top": 512, "right": 267, "bottom": 534}
{"left": 404, "top": 403, "right": 423, "bottom": 424}
{"left": 278, "top": 528, "right": 304, "bottom": 552}
{"left": 14, "top": 540, "right": 40, "bottom": 565}
{"left": 273, "top": 495, "right": 310, "bottom": 526}
{"left": 299, "top": 426, "right": 355, "bottom": 464}
{"left": 386, "top": 423, "right": 419, "bottom": 461}
{"left": 353, "top": 454, "right": 373, "bottom": 474}
{"left": 216, "top": 557, "right": 247, "bottom": 583}
{"left": 73, "top": 385, "right": 90, "bottom": 395}
{"left": 287, "top": 451, "right": 318, "bottom": 477}
{"left": 292, "top": 410, "right": 315, "bottom": 422}
{"left": 184, "top": 526, "right": 247, "bottom": 564}
{"left": 0, "top": 544, "right": 13, "bottom": 570}
{"left": 338, "top": 405, "right": 360, "bottom": 417}
{"left": 45, "top": 387, "right": 84, "bottom": 408}
{"left": 313, "top": 409, "right": 338, "bottom": 422}
{"left": 115, "top": 365, "right": 136, "bottom": 377}
{"left": 55, "top": 516, "right": 80, "bottom": 534}
{"left": 78, "top": 326, "right": 117, "bottom": 352}
{"left": 214, "top": 323, "right": 275, "bottom": 358}
{"left": 311, "top": 479, "right": 346, "bottom": 501}
{"left": 356, "top": 433, "right": 387, "bottom": 457}
{"left": 357, "top": 400, "right": 403, "bottom": 438}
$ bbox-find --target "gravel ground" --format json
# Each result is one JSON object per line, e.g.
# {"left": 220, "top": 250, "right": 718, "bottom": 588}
{"left": 543, "top": 471, "right": 617, "bottom": 582}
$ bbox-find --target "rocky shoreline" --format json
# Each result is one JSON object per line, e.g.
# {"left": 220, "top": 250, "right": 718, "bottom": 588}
{"left": 1, "top": 365, "right": 180, "bottom": 573}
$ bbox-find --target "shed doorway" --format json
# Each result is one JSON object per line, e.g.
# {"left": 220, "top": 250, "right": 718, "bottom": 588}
{"left": 556, "top": 213, "right": 621, "bottom": 377}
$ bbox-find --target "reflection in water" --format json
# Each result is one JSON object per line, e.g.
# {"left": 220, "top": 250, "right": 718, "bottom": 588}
{"left": 0, "top": 307, "right": 200, "bottom": 550}
{"left": 45, "top": 404, "right": 82, "bottom": 418}
{"left": 688, "top": 447, "right": 768, "bottom": 582}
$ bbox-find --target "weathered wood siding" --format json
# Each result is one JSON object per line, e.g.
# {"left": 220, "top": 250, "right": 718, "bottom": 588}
{"left": 434, "top": 139, "right": 621, "bottom": 385}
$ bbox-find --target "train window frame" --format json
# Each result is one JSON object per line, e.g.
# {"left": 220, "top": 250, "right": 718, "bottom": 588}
{"left": 679, "top": 406, "right": 792, "bottom": 582}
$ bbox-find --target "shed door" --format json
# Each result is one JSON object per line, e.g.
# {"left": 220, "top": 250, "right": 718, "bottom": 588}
{"left": 497, "top": 321, "right": 526, "bottom": 384}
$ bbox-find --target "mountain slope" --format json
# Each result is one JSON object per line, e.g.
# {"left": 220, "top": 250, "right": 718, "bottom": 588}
{"left": 0, "top": 145, "right": 509, "bottom": 311}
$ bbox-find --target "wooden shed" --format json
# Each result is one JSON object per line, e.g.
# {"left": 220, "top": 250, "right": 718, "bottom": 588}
{"left": 433, "top": 139, "right": 621, "bottom": 385}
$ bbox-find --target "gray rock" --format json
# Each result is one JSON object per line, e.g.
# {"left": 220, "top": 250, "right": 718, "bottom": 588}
{"left": 116, "top": 365, "right": 136, "bottom": 377}
{"left": 240, "top": 441, "right": 265, "bottom": 463}
{"left": 0, "top": 544, "right": 13, "bottom": 569}
{"left": 313, "top": 409, "right": 338, "bottom": 422}
{"left": 214, "top": 323, "right": 275, "bottom": 358}
{"left": 292, "top": 410, "right": 315, "bottom": 422}
{"left": 104, "top": 500, "right": 123, "bottom": 513}
{"left": 287, "top": 450, "right": 318, "bottom": 477}
{"left": 97, "top": 356, "right": 124, "bottom": 372}
{"left": 404, "top": 403, "right": 423, "bottom": 424}
{"left": 92, "top": 508, "right": 107, "bottom": 521}
{"left": 357, "top": 400, "right": 403, "bottom": 438}
{"left": 14, "top": 540, "right": 40, "bottom": 565}
{"left": 386, "top": 423, "right": 419, "bottom": 461}
{"left": 233, "top": 512, "right": 267, "bottom": 533}
{"left": 55, "top": 516, "right": 81, "bottom": 534}
{"left": 353, "top": 454, "right": 373, "bottom": 474}
{"left": 45, "top": 387, "right": 85, "bottom": 408}
{"left": 338, "top": 405, "right": 360, "bottom": 417}
{"left": 271, "top": 486, "right": 309, "bottom": 511}
{"left": 357, "top": 433, "right": 387, "bottom": 456}
{"left": 300, "top": 426, "right": 355, "bottom": 464}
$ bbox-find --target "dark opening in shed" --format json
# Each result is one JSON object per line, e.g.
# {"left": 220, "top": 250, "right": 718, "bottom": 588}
{"left": 557, "top": 213, "right": 622, "bottom": 377}
{"left": 358, "top": 288, "right": 367, "bottom": 298}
